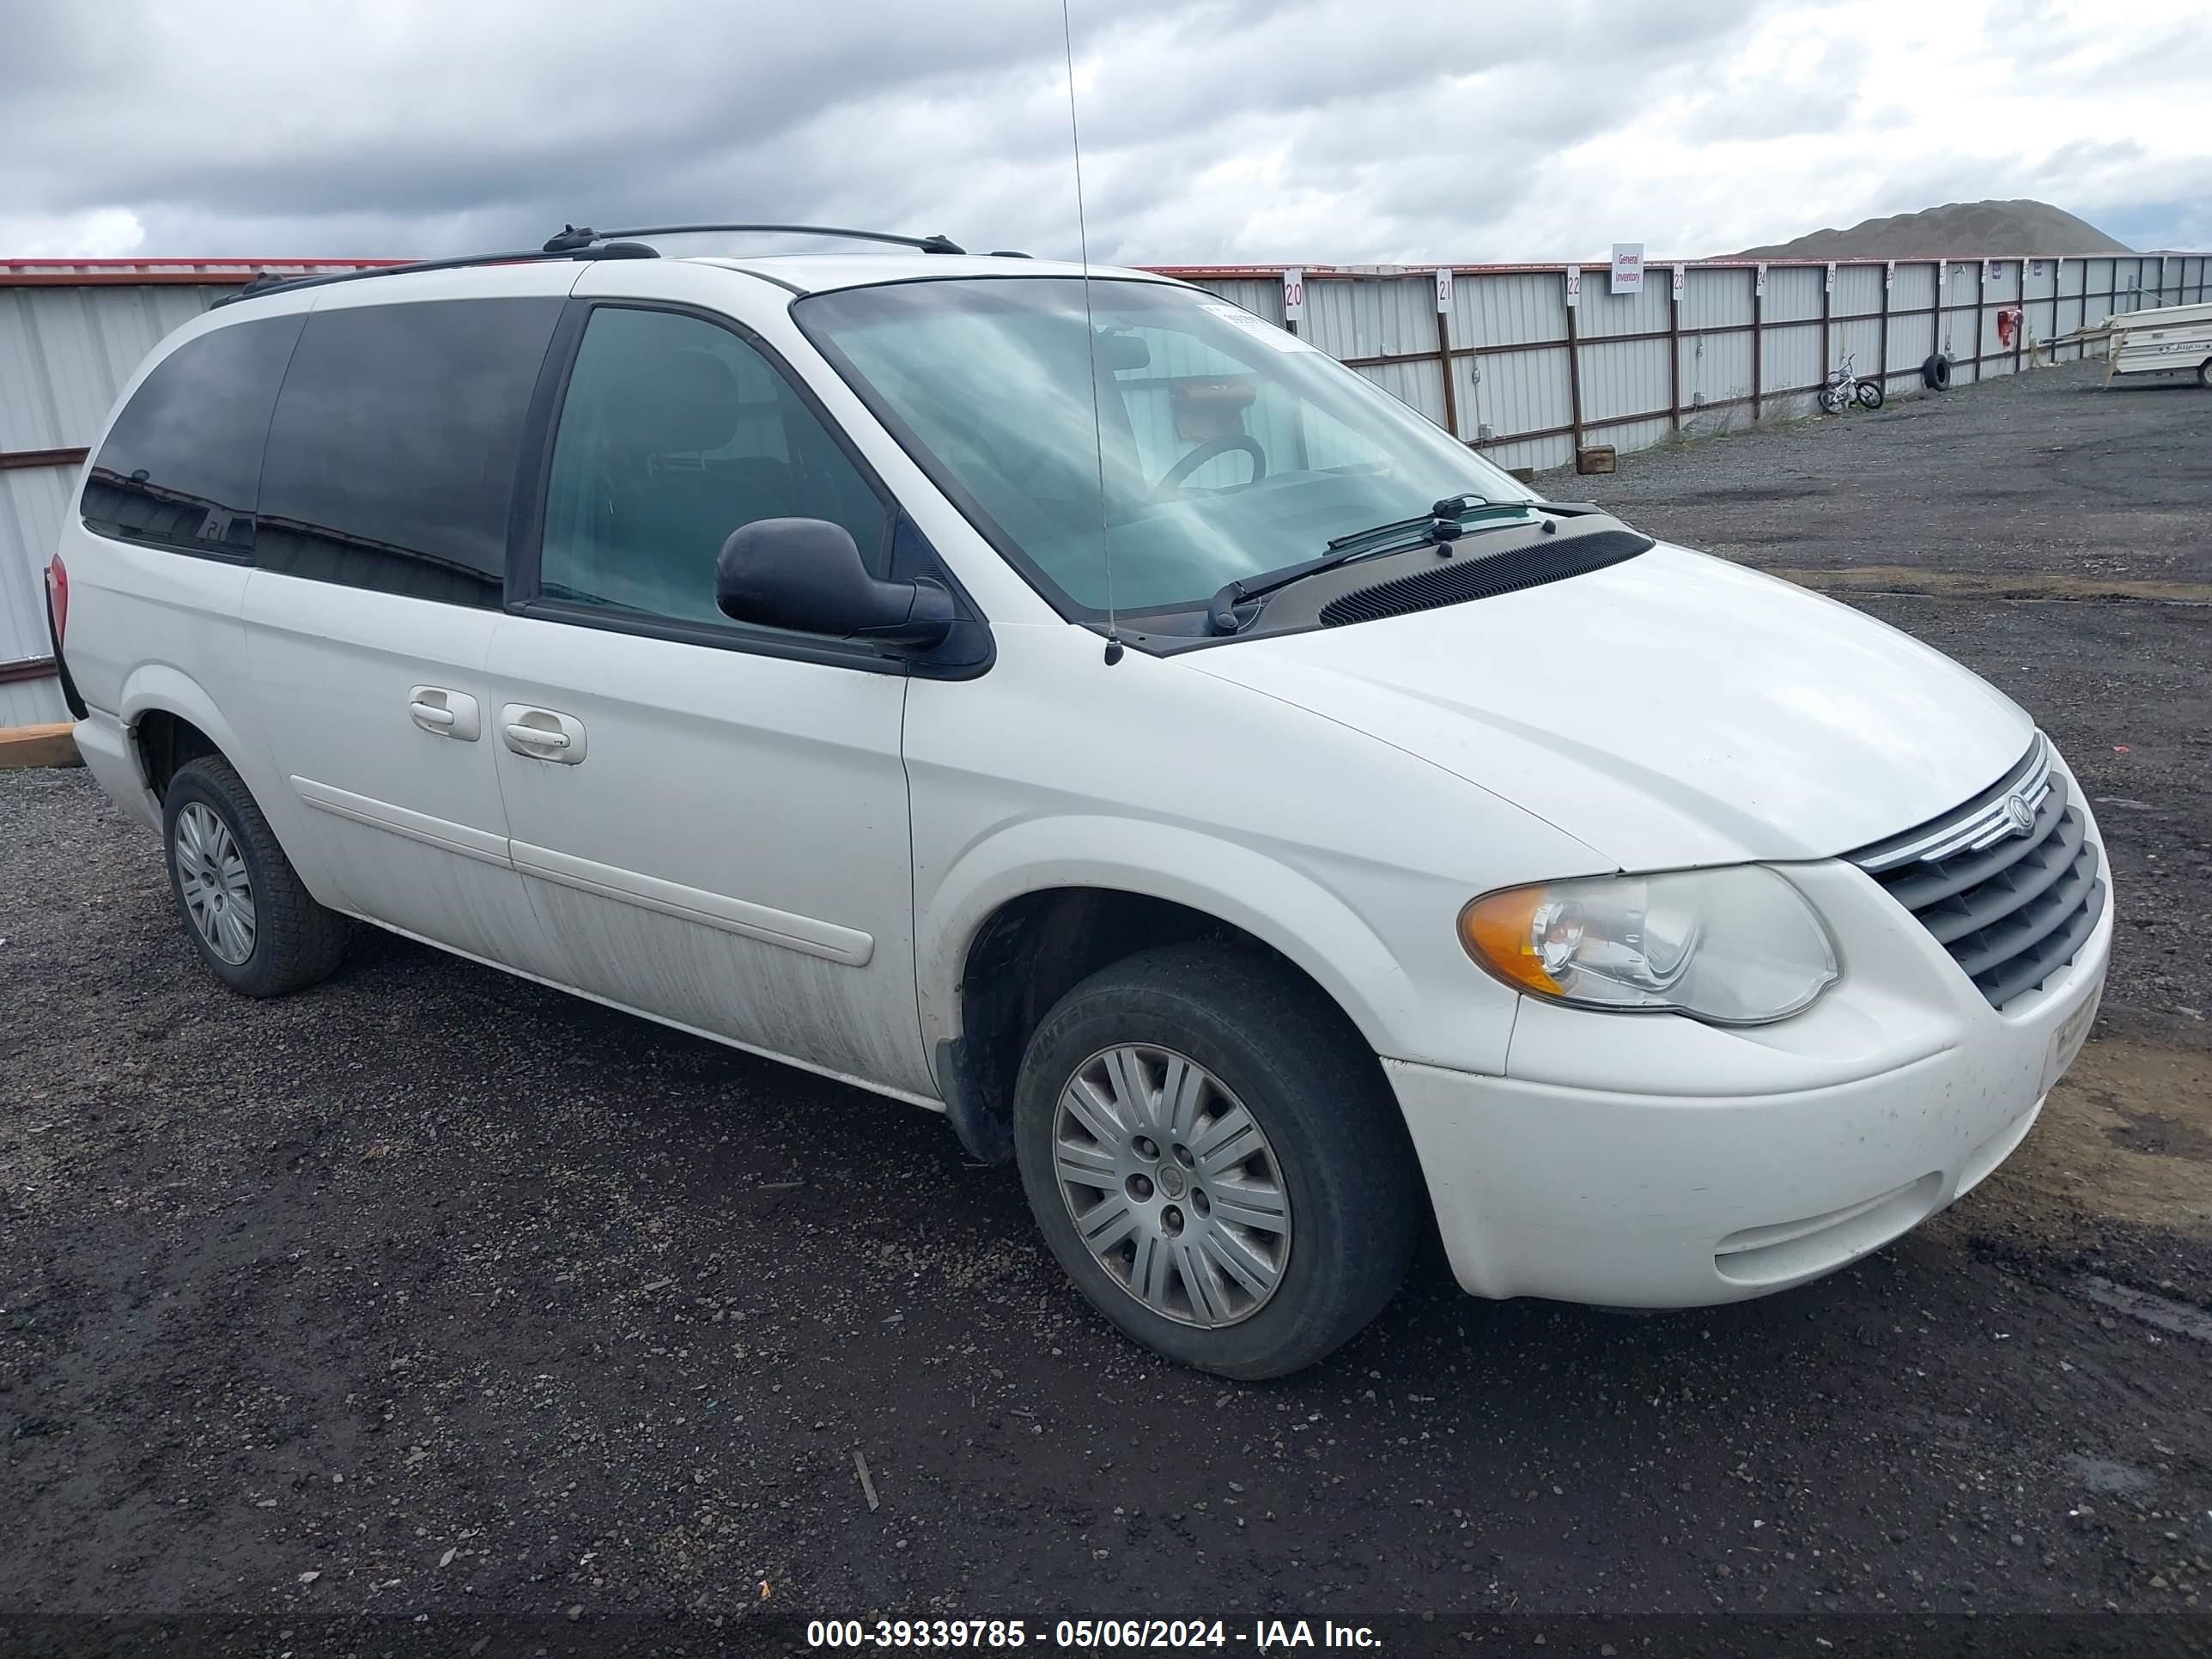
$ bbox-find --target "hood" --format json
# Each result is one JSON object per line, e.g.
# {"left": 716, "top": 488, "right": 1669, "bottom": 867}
{"left": 1185, "top": 544, "right": 2035, "bottom": 870}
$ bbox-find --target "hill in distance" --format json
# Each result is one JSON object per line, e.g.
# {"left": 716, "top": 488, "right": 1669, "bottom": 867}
{"left": 1731, "top": 199, "right": 2132, "bottom": 259}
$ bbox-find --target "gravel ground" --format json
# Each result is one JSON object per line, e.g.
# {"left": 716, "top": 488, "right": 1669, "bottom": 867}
{"left": 3, "top": 358, "right": 2209, "bottom": 1656}
{"left": 1591, "top": 359, "right": 2211, "bottom": 590}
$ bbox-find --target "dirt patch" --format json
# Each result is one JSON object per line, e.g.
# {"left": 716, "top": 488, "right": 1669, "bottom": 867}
{"left": 2023, "top": 1036, "right": 2212, "bottom": 1235}
{"left": 1934, "top": 1033, "right": 2212, "bottom": 1308}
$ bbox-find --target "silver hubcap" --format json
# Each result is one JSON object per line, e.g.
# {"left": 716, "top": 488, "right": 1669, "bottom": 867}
{"left": 1052, "top": 1044, "right": 1291, "bottom": 1328}
{"left": 173, "top": 801, "right": 255, "bottom": 965}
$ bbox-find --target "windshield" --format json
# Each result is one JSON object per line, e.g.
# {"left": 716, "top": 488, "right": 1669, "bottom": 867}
{"left": 795, "top": 277, "right": 1535, "bottom": 618}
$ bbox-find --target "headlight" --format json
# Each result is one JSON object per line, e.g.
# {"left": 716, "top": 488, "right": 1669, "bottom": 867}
{"left": 1458, "top": 866, "right": 1837, "bottom": 1025}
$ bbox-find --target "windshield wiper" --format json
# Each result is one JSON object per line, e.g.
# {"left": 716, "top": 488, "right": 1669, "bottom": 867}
{"left": 1204, "top": 495, "right": 1585, "bottom": 635}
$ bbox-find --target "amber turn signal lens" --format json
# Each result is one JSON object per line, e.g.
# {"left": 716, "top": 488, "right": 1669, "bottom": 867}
{"left": 1458, "top": 885, "right": 1562, "bottom": 994}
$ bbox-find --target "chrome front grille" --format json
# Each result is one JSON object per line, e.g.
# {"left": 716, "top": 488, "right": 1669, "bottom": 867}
{"left": 1849, "top": 734, "right": 2105, "bottom": 1009}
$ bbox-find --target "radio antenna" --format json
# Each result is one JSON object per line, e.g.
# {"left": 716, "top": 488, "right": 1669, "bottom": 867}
{"left": 1060, "top": 0, "right": 1121, "bottom": 665}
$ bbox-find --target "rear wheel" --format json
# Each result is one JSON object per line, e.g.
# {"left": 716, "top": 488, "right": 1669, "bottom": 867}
{"left": 1012, "top": 943, "right": 1421, "bottom": 1378}
{"left": 2198, "top": 358, "right": 2210, "bottom": 389}
{"left": 162, "top": 756, "right": 349, "bottom": 997}
{"left": 1855, "top": 378, "right": 1885, "bottom": 409}
{"left": 1817, "top": 383, "right": 1848, "bottom": 414}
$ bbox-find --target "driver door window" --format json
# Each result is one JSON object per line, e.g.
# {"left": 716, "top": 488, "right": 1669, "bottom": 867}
{"left": 539, "top": 307, "right": 888, "bottom": 630}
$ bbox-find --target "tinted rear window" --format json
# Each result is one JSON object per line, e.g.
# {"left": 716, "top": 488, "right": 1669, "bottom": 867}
{"left": 81, "top": 314, "right": 304, "bottom": 554}
{"left": 256, "top": 297, "right": 562, "bottom": 607}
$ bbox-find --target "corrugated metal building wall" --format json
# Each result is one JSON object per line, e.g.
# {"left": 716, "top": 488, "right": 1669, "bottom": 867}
{"left": 1, "top": 249, "right": 2206, "bottom": 727}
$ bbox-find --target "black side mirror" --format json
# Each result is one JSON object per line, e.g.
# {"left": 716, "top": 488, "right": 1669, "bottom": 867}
{"left": 715, "top": 518, "right": 954, "bottom": 649}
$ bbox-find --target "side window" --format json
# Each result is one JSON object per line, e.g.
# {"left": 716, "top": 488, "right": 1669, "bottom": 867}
{"left": 256, "top": 298, "right": 562, "bottom": 608}
{"left": 81, "top": 314, "right": 305, "bottom": 553}
{"left": 538, "top": 307, "right": 889, "bottom": 631}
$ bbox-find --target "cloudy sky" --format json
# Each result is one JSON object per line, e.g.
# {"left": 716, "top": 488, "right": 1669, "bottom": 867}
{"left": 3, "top": 0, "right": 2205, "bottom": 266}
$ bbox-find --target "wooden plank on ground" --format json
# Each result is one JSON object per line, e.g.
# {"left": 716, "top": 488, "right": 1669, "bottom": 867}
{"left": 0, "top": 722, "right": 82, "bottom": 769}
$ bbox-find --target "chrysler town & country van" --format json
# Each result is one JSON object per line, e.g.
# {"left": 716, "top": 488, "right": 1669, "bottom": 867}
{"left": 46, "top": 229, "right": 2112, "bottom": 1376}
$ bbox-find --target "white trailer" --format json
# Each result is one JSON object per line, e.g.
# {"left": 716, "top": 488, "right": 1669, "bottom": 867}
{"left": 2099, "top": 299, "right": 2212, "bottom": 387}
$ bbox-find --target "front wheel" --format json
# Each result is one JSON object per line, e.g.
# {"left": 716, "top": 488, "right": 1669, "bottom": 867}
{"left": 1855, "top": 378, "right": 1885, "bottom": 409}
{"left": 1012, "top": 943, "right": 1422, "bottom": 1378}
{"left": 1817, "top": 385, "right": 1849, "bottom": 414}
{"left": 2197, "top": 358, "right": 2211, "bottom": 389}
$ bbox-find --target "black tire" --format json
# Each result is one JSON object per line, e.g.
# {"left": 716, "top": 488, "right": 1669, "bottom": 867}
{"left": 161, "top": 754, "right": 349, "bottom": 997}
{"left": 1923, "top": 352, "right": 1952, "bottom": 391}
{"left": 2198, "top": 359, "right": 2211, "bottom": 389}
{"left": 1012, "top": 942, "right": 1422, "bottom": 1379}
{"left": 1816, "top": 384, "right": 1847, "bottom": 415}
{"left": 1856, "top": 378, "right": 1885, "bottom": 410}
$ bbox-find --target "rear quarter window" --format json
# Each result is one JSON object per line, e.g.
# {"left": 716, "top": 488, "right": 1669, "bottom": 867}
{"left": 255, "top": 297, "right": 562, "bottom": 608}
{"left": 80, "top": 314, "right": 306, "bottom": 554}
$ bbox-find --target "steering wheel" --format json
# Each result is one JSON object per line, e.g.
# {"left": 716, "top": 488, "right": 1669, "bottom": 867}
{"left": 1152, "top": 434, "right": 1267, "bottom": 498}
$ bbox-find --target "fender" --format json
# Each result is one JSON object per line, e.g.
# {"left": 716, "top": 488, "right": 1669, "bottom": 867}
{"left": 116, "top": 663, "right": 329, "bottom": 898}
{"left": 918, "top": 813, "right": 1431, "bottom": 1069}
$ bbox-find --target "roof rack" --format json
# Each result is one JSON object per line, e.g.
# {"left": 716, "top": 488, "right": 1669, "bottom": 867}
{"left": 209, "top": 222, "right": 981, "bottom": 310}
{"left": 544, "top": 222, "right": 966, "bottom": 255}
{"left": 210, "top": 240, "right": 659, "bottom": 307}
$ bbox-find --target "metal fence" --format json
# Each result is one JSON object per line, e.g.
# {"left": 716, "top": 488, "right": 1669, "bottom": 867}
{"left": 2, "top": 248, "right": 2206, "bottom": 726}
{"left": 1165, "top": 251, "right": 2210, "bottom": 475}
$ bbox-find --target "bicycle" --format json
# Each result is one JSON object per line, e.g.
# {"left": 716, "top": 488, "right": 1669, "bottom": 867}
{"left": 1818, "top": 351, "right": 1885, "bottom": 413}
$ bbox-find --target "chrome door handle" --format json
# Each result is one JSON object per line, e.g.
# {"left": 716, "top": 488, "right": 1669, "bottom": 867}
{"left": 500, "top": 705, "right": 587, "bottom": 765}
{"left": 408, "top": 686, "right": 481, "bottom": 741}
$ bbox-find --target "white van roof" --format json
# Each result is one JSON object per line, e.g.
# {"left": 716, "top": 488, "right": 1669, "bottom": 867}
{"left": 205, "top": 250, "right": 1191, "bottom": 316}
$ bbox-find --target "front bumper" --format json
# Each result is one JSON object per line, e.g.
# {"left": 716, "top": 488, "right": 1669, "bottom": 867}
{"left": 1389, "top": 849, "right": 2113, "bottom": 1309}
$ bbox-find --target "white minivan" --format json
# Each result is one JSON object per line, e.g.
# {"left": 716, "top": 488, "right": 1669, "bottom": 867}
{"left": 47, "top": 228, "right": 2112, "bottom": 1377}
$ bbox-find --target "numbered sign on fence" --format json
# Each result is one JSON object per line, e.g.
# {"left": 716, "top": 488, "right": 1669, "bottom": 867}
{"left": 1884, "top": 259, "right": 1895, "bottom": 290}
{"left": 1434, "top": 266, "right": 1453, "bottom": 313}
{"left": 1281, "top": 267, "right": 1305, "bottom": 324}
{"left": 1672, "top": 264, "right": 1686, "bottom": 301}
{"left": 1754, "top": 263, "right": 1766, "bottom": 298}
{"left": 1564, "top": 266, "right": 1581, "bottom": 307}
{"left": 1825, "top": 263, "right": 1836, "bottom": 294}
{"left": 1983, "top": 258, "right": 1999, "bottom": 287}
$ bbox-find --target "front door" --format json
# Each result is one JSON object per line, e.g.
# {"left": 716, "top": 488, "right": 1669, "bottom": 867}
{"left": 486, "top": 297, "right": 932, "bottom": 1097}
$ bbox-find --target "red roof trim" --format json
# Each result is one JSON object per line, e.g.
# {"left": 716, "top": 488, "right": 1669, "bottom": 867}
{"left": 0, "top": 258, "right": 407, "bottom": 288}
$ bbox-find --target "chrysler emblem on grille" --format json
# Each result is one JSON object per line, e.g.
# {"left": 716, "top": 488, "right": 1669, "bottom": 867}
{"left": 2002, "top": 793, "right": 2036, "bottom": 836}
